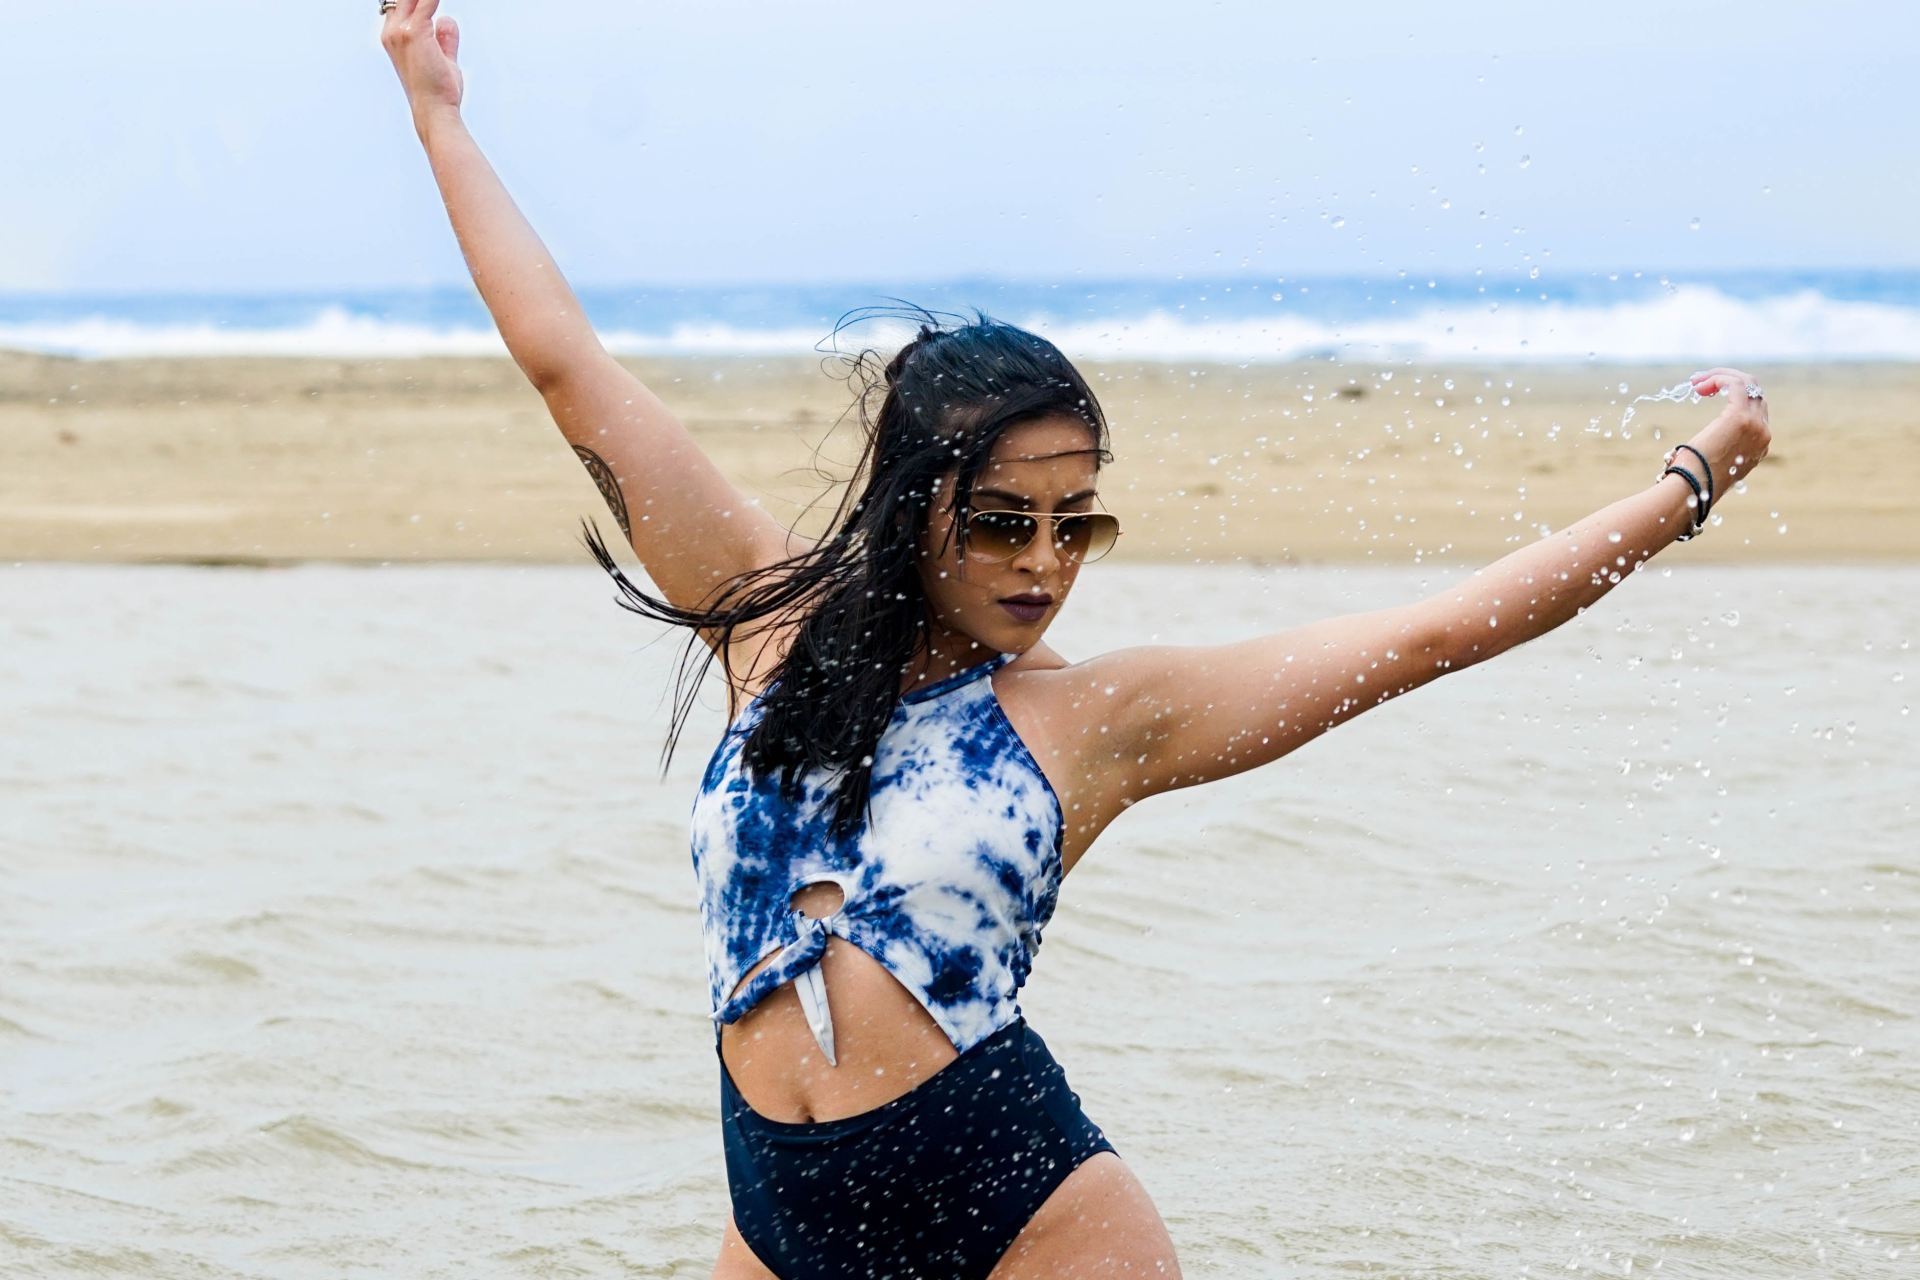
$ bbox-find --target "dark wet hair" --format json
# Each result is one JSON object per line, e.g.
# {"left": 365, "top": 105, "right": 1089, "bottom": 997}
{"left": 580, "top": 301, "right": 1112, "bottom": 838}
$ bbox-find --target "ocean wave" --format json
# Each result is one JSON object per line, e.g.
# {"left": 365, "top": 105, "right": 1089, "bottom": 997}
{"left": 1028, "top": 285, "right": 1920, "bottom": 362}
{"left": 1, "top": 285, "right": 1916, "bottom": 361}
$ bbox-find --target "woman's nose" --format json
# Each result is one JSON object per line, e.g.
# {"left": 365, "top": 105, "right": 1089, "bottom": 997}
{"left": 1012, "top": 521, "right": 1062, "bottom": 572}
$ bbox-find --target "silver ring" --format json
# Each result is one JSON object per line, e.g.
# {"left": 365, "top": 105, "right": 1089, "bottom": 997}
{"left": 1744, "top": 382, "right": 1764, "bottom": 399}
{"left": 379, "top": 0, "right": 397, "bottom": 12}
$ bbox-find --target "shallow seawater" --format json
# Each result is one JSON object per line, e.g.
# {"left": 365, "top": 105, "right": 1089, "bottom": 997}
{"left": 2, "top": 561, "right": 1914, "bottom": 1278}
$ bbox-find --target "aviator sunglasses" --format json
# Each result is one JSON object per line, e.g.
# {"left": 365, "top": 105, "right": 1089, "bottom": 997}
{"left": 961, "top": 506, "right": 1123, "bottom": 564}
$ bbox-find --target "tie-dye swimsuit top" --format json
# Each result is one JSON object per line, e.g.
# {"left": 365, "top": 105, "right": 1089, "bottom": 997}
{"left": 690, "top": 650, "right": 1064, "bottom": 1064}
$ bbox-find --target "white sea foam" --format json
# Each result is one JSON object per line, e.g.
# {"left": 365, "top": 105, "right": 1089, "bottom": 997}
{"left": 1019, "top": 286, "right": 1920, "bottom": 362}
{"left": 3, "top": 286, "right": 1916, "bottom": 361}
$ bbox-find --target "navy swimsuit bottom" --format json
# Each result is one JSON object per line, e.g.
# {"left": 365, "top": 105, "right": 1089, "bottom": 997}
{"left": 718, "top": 1016, "right": 1118, "bottom": 1278}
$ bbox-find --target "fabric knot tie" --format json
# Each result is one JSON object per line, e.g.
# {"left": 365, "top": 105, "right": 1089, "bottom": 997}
{"left": 711, "top": 911, "right": 840, "bottom": 1064}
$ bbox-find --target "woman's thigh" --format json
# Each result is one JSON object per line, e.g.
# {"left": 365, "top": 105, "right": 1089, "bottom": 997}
{"left": 988, "top": 1151, "right": 1182, "bottom": 1278}
{"left": 711, "top": 1213, "right": 778, "bottom": 1279}
{"left": 712, "top": 1156, "right": 1179, "bottom": 1278}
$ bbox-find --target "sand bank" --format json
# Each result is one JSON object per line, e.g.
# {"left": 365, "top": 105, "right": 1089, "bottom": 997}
{"left": 2, "top": 350, "right": 1911, "bottom": 565}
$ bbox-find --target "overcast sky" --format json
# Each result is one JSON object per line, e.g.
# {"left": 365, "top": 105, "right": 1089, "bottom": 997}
{"left": 2, "top": 0, "right": 1912, "bottom": 293}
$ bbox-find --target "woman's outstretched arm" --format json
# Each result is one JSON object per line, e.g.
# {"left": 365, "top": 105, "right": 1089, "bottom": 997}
{"left": 1415, "top": 369, "right": 1770, "bottom": 669}
{"left": 385, "top": 2, "right": 588, "bottom": 390}
{"left": 1066, "top": 369, "right": 1773, "bottom": 807}
{"left": 380, "top": 2, "right": 806, "bottom": 635}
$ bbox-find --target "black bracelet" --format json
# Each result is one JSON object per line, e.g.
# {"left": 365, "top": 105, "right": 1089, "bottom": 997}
{"left": 1661, "top": 463, "right": 1707, "bottom": 540}
{"left": 1670, "top": 443, "right": 1716, "bottom": 520}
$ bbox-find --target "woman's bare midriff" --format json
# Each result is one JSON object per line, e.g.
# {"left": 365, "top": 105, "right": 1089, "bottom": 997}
{"left": 718, "top": 881, "right": 963, "bottom": 1124}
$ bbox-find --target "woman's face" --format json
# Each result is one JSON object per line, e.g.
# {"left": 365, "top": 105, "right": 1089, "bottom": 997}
{"left": 915, "top": 414, "right": 1105, "bottom": 658}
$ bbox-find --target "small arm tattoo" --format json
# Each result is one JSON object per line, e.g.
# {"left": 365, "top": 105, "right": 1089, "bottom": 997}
{"left": 573, "top": 444, "right": 632, "bottom": 542}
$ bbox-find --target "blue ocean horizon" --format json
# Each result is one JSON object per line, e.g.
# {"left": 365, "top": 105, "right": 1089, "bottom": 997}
{"left": 3, "top": 266, "right": 1916, "bottom": 363}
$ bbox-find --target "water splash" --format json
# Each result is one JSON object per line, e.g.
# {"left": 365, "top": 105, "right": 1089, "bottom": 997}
{"left": 1616, "top": 378, "right": 1702, "bottom": 439}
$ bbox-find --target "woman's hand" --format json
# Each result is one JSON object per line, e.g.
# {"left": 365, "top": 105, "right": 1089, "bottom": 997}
{"left": 1678, "top": 366, "right": 1773, "bottom": 499}
{"left": 381, "top": 0, "right": 464, "bottom": 124}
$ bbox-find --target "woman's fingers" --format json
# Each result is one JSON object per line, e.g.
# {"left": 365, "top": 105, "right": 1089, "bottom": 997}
{"left": 383, "top": 0, "right": 434, "bottom": 31}
{"left": 1689, "top": 368, "right": 1752, "bottom": 396}
{"left": 378, "top": 0, "right": 463, "bottom": 111}
{"left": 1692, "top": 369, "right": 1768, "bottom": 435}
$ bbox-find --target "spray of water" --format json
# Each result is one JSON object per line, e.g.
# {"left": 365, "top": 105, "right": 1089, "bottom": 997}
{"left": 1617, "top": 378, "right": 1703, "bottom": 439}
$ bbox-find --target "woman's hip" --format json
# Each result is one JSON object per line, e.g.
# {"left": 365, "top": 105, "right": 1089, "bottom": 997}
{"left": 716, "top": 1014, "right": 1117, "bottom": 1278}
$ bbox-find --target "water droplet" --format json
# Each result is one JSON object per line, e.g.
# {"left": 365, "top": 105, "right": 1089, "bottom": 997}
{"left": 1440, "top": 197, "right": 1452, "bottom": 209}
{"left": 1721, "top": 610, "right": 1740, "bottom": 627}
{"left": 1331, "top": 215, "right": 1346, "bottom": 228}
{"left": 1617, "top": 382, "right": 1630, "bottom": 395}
{"left": 1607, "top": 530, "right": 1623, "bottom": 543}
{"left": 1443, "top": 378, "right": 1455, "bottom": 390}
{"left": 1689, "top": 216, "right": 1702, "bottom": 231}
{"left": 1513, "top": 125, "right": 1524, "bottom": 136}
{"left": 1518, "top": 155, "right": 1531, "bottom": 169}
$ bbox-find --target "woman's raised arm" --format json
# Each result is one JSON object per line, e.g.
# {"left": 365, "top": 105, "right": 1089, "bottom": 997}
{"left": 380, "top": 1, "right": 804, "bottom": 629}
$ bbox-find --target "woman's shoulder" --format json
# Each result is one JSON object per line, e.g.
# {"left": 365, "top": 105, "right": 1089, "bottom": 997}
{"left": 994, "top": 641, "right": 1075, "bottom": 694}
{"left": 992, "top": 640, "right": 1111, "bottom": 735}
{"left": 993, "top": 639, "right": 1172, "bottom": 761}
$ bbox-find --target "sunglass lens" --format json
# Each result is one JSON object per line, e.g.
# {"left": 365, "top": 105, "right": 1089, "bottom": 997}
{"left": 1058, "top": 513, "right": 1120, "bottom": 562}
{"left": 969, "top": 511, "right": 1038, "bottom": 560}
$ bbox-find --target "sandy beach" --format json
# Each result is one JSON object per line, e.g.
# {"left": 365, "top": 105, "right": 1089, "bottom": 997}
{"left": 2, "top": 350, "right": 1913, "bottom": 565}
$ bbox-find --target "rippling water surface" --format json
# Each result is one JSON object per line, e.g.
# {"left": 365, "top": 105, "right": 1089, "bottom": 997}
{"left": 3, "top": 562, "right": 1914, "bottom": 1277}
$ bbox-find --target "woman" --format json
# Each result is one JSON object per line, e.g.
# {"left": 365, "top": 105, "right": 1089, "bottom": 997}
{"left": 380, "top": 5, "right": 1772, "bottom": 1275}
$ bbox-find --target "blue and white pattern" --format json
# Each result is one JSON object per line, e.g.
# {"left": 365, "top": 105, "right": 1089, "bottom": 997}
{"left": 691, "top": 650, "right": 1065, "bottom": 1064}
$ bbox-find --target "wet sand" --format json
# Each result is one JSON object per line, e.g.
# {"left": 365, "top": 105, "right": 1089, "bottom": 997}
{"left": 2, "top": 350, "right": 1912, "bottom": 565}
